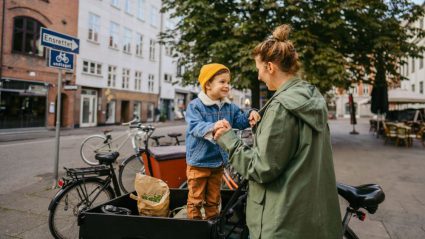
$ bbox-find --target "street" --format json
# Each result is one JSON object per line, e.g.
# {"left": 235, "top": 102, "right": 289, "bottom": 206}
{"left": 0, "top": 118, "right": 424, "bottom": 238}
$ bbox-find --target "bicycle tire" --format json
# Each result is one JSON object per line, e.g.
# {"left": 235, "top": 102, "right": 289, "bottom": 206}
{"left": 343, "top": 226, "right": 359, "bottom": 239}
{"left": 48, "top": 178, "right": 114, "bottom": 239}
{"left": 118, "top": 154, "right": 145, "bottom": 194}
{"left": 80, "top": 135, "right": 110, "bottom": 166}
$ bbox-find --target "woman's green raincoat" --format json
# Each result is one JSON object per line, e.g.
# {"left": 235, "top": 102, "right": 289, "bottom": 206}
{"left": 217, "top": 78, "right": 342, "bottom": 239}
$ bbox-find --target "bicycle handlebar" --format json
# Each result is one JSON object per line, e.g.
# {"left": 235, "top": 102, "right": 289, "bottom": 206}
{"left": 121, "top": 117, "right": 140, "bottom": 126}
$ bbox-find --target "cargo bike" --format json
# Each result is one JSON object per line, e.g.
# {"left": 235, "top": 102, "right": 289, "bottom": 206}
{"left": 77, "top": 129, "right": 249, "bottom": 239}
{"left": 49, "top": 125, "right": 385, "bottom": 239}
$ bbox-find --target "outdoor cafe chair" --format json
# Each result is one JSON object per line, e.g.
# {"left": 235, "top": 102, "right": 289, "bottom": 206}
{"left": 383, "top": 123, "right": 397, "bottom": 145}
{"left": 396, "top": 127, "right": 409, "bottom": 147}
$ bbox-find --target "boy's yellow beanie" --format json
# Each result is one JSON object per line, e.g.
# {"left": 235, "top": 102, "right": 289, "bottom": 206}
{"left": 198, "top": 63, "right": 229, "bottom": 92}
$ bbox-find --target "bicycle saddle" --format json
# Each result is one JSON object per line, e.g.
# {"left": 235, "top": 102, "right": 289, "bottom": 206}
{"left": 151, "top": 135, "right": 165, "bottom": 140}
{"left": 168, "top": 133, "right": 182, "bottom": 137}
{"left": 337, "top": 183, "right": 385, "bottom": 214}
{"left": 95, "top": 151, "right": 119, "bottom": 165}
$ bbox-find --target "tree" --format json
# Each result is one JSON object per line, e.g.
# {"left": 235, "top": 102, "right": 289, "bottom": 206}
{"left": 161, "top": 0, "right": 424, "bottom": 108}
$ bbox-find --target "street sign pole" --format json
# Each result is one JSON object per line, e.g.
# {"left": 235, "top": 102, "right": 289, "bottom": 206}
{"left": 53, "top": 69, "right": 62, "bottom": 188}
{"left": 40, "top": 28, "right": 79, "bottom": 188}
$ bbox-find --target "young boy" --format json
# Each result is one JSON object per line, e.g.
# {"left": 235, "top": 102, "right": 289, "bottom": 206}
{"left": 185, "top": 63, "right": 260, "bottom": 220}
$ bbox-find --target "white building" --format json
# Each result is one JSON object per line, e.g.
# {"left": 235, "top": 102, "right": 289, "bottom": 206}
{"left": 400, "top": 11, "right": 425, "bottom": 97}
{"left": 76, "top": 0, "right": 249, "bottom": 126}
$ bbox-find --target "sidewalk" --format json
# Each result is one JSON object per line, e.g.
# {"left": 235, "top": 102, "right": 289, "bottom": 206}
{"left": 0, "top": 118, "right": 424, "bottom": 238}
{"left": 0, "top": 120, "right": 186, "bottom": 143}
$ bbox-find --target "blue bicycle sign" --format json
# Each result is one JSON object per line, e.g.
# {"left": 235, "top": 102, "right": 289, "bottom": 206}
{"left": 49, "top": 49, "right": 74, "bottom": 70}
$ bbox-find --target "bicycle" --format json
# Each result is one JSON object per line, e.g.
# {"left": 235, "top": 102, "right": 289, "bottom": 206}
{"left": 48, "top": 151, "right": 122, "bottom": 239}
{"left": 80, "top": 118, "right": 143, "bottom": 166}
{"left": 150, "top": 132, "right": 184, "bottom": 146}
{"left": 216, "top": 179, "right": 385, "bottom": 239}
{"left": 118, "top": 125, "right": 156, "bottom": 194}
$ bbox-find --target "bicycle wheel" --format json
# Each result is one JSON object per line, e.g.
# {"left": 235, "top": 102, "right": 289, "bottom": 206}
{"left": 80, "top": 135, "right": 110, "bottom": 166}
{"left": 343, "top": 226, "right": 359, "bottom": 239}
{"left": 118, "top": 154, "right": 145, "bottom": 194}
{"left": 48, "top": 178, "right": 114, "bottom": 239}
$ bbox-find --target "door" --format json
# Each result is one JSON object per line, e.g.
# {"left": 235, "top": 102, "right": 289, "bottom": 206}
{"left": 80, "top": 90, "right": 97, "bottom": 127}
{"left": 106, "top": 101, "right": 116, "bottom": 124}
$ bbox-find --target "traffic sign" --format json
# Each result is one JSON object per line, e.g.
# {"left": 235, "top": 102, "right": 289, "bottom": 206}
{"left": 40, "top": 28, "right": 80, "bottom": 54}
{"left": 49, "top": 49, "right": 74, "bottom": 70}
{"left": 64, "top": 85, "right": 78, "bottom": 90}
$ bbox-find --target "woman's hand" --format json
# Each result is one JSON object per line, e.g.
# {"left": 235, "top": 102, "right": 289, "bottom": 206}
{"left": 213, "top": 119, "right": 232, "bottom": 140}
{"left": 249, "top": 110, "right": 261, "bottom": 127}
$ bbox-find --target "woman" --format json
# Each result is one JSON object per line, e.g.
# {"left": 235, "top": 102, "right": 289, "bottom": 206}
{"left": 214, "top": 25, "right": 342, "bottom": 239}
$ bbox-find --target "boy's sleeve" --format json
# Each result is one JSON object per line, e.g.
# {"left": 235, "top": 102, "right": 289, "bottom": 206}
{"left": 231, "top": 104, "right": 250, "bottom": 129}
{"left": 217, "top": 103, "right": 299, "bottom": 184}
{"left": 186, "top": 102, "right": 215, "bottom": 138}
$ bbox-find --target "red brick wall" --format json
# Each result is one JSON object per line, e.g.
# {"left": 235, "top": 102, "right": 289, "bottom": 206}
{"left": 1, "top": 0, "right": 79, "bottom": 128}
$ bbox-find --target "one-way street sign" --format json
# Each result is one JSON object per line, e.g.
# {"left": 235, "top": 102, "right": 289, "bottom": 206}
{"left": 40, "top": 28, "right": 80, "bottom": 54}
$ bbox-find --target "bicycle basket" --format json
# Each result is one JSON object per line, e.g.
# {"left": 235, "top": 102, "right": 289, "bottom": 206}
{"left": 101, "top": 205, "right": 132, "bottom": 215}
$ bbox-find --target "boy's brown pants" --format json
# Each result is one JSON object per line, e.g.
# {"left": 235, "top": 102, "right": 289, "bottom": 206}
{"left": 186, "top": 165, "right": 223, "bottom": 220}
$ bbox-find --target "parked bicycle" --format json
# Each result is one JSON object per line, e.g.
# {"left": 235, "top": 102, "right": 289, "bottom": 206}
{"left": 48, "top": 151, "right": 122, "bottom": 239}
{"left": 80, "top": 118, "right": 143, "bottom": 166}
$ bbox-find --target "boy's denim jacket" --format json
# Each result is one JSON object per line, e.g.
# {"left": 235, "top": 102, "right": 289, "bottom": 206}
{"left": 185, "top": 91, "right": 251, "bottom": 167}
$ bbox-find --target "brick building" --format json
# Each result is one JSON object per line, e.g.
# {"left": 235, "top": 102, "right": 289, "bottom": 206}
{"left": 0, "top": 0, "right": 79, "bottom": 129}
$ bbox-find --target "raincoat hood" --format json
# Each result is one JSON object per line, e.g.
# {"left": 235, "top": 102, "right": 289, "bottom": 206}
{"left": 273, "top": 77, "right": 327, "bottom": 132}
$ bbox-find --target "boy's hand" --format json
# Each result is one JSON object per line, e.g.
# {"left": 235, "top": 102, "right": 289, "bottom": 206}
{"left": 249, "top": 110, "right": 261, "bottom": 127}
{"left": 213, "top": 119, "right": 231, "bottom": 140}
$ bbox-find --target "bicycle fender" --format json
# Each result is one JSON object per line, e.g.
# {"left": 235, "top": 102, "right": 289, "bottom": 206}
{"left": 47, "top": 178, "right": 110, "bottom": 210}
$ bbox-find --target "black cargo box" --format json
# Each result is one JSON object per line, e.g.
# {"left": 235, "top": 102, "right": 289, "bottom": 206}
{"left": 79, "top": 189, "right": 246, "bottom": 239}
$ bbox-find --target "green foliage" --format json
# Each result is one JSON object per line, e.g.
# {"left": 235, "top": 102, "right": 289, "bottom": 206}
{"left": 161, "top": 0, "right": 424, "bottom": 106}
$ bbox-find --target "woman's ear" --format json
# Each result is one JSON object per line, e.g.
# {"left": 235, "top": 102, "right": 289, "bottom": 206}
{"left": 267, "top": 62, "right": 276, "bottom": 74}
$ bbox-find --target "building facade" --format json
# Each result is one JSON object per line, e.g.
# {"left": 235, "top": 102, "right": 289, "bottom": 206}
{"left": 333, "top": 82, "right": 373, "bottom": 118}
{"left": 76, "top": 0, "right": 164, "bottom": 126}
{"left": 399, "top": 9, "right": 425, "bottom": 98}
{"left": 0, "top": 0, "right": 79, "bottom": 129}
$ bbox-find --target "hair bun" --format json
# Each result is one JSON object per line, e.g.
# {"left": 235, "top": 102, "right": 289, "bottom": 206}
{"left": 272, "top": 24, "right": 291, "bottom": 42}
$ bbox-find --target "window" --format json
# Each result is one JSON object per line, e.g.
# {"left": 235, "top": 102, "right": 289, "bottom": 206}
{"left": 406, "top": 62, "right": 409, "bottom": 76}
{"left": 111, "top": 0, "right": 119, "bottom": 8}
{"left": 135, "top": 71, "right": 142, "bottom": 91}
{"left": 362, "top": 84, "right": 369, "bottom": 95}
{"left": 420, "top": 82, "right": 424, "bottom": 94}
{"left": 412, "top": 84, "right": 415, "bottom": 92}
{"left": 12, "top": 17, "right": 44, "bottom": 56}
{"left": 109, "top": 22, "right": 119, "bottom": 49}
{"left": 135, "top": 33, "right": 143, "bottom": 57}
{"left": 122, "top": 68, "right": 130, "bottom": 89}
{"left": 412, "top": 58, "right": 415, "bottom": 73}
{"left": 137, "top": 0, "right": 145, "bottom": 20}
{"left": 123, "top": 28, "right": 132, "bottom": 53}
{"left": 177, "top": 61, "right": 183, "bottom": 77}
{"left": 108, "top": 65, "right": 117, "bottom": 87}
{"left": 149, "top": 39, "right": 155, "bottom": 61}
{"left": 88, "top": 13, "right": 100, "bottom": 42}
{"left": 125, "top": 0, "right": 131, "bottom": 14}
{"left": 165, "top": 46, "right": 173, "bottom": 56}
{"left": 134, "top": 102, "right": 141, "bottom": 118}
{"left": 420, "top": 56, "right": 424, "bottom": 69}
{"left": 150, "top": 6, "right": 158, "bottom": 27}
{"left": 82, "top": 60, "right": 103, "bottom": 76}
{"left": 164, "top": 73, "right": 172, "bottom": 83}
{"left": 353, "top": 86, "right": 358, "bottom": 96}
{"left": 148, "top": 74, "right": 154, "bottom": 92}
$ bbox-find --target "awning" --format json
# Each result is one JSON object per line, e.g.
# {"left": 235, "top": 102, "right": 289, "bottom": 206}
{"left": 388, "top": 88, "right": 425, "bottom": 103}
